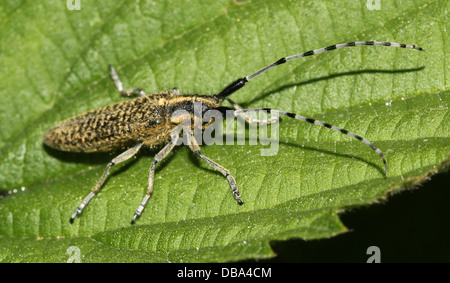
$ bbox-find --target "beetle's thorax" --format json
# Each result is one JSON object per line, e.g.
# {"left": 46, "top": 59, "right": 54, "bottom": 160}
{"left": 164, "top": 94, "right": 222, "bottom": 116}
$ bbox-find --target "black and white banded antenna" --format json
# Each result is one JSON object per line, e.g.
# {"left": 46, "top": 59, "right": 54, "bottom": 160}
{"left": 217, "top": 41, "right": 424, "bottom": 99}
{"left": 217, "top": 41, "right": 424, "bottom": 175}
{"left": 235, "top": 108, "right": 388, "bottom": 175}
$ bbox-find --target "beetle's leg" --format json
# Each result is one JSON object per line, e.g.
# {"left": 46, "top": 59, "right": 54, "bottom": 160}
{"left": 131, "top": 134, "right": 179, "bottom": 224}
{"left": 225, "top": 97, "right": 280, "bottom": 124}
{"left": 70, "top": 142, "right": 143, "bottom": 223}
{"left": 172, "top": 87, "right": 180, "bottom": 95}
{"left": 186, "top": 127, "right": 243, "bottom": 205}
{"left": 109, "top": 65, "right": 146, "bottom": 97}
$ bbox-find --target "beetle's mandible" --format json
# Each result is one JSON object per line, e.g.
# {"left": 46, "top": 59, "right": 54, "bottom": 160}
{"left": 43, "top": 41, "right": 424, "bottom": 224}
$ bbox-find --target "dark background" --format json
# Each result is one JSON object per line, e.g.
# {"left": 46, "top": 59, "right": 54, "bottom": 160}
{"left": 263, "top": 171, "right": 450, "bottom": 262}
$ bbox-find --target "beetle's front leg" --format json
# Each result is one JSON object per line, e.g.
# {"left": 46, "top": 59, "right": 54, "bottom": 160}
{"left": 186, "top": 126, "right": 243, "bottom": 205}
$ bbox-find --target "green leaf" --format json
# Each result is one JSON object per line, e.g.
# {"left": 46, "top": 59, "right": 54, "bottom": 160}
{"left": 0, "top": 0, "right": 448, "bottom": 262}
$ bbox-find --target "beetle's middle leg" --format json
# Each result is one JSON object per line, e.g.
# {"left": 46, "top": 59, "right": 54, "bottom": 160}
{"left": 70, "top": 142, "right": 143, "bottom": 222}
{"left": 131, "top": 133, "right": 180, "bottom": 224}
{"left": 109, "top": 65, "right": 181, "bottom": 97}
{"left": 109, "top": 65, "right": 146, "bottom": 97}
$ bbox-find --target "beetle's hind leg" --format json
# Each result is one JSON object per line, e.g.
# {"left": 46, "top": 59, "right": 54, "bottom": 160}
{"left": 70, "top": 143, "right": 143, "bottom": 223}
{"left": 109, "top": 65, "right": 146, "bottom": 97}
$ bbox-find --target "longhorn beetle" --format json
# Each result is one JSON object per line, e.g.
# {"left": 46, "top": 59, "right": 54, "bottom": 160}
{"left": 43, "top": 41, "right": 424, "bottom": 224}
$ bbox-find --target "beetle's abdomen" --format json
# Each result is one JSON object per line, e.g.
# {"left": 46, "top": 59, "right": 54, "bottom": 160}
{"left": 43, "top": 96, "right": 168, "bottom": 152}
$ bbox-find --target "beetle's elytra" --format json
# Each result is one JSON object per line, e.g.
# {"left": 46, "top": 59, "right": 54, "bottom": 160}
{"left": 43, "top": 91, "right": 220, "bottom": 153}
{"left": 43, "top": 41, "right": 424, "bottom": 224}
